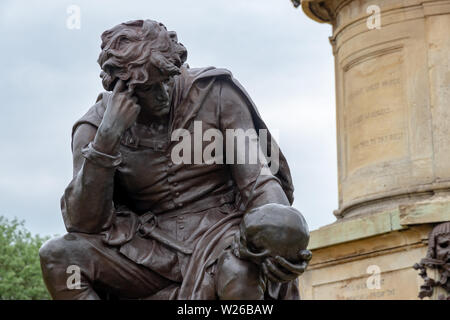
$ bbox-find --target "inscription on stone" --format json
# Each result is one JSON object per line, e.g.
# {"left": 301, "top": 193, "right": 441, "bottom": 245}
{"left": 344, "top": 51, "right": 407, "bottom": 174}
{"left": 312, "top": 268, "right": 419, "bottom": 300}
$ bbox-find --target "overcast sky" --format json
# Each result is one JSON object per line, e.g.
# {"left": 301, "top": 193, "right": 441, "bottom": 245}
{"left": 0, "top": 0, "right": 337, "bottom": 237}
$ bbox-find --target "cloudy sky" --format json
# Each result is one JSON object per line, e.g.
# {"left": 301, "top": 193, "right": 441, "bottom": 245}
{"left": 0, "top": 0, "right": 337, "bottom": 237}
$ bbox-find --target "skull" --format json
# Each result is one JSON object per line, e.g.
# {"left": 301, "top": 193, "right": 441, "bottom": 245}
{"left": 235, "top": 203, "right": 310, "bottom": 265}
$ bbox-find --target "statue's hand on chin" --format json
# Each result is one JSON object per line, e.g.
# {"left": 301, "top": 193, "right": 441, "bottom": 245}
{"left": 94, "top": 79, "right": 141, "bottom": 154}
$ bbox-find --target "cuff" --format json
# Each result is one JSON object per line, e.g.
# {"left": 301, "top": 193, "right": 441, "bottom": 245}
{"left": 81, "top": 142, "right": 122, "bottom": 168}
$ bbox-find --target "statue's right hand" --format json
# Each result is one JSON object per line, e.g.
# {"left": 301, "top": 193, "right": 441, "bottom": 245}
{"left": 94, "top": 80, "right": 141, "bottom": 153}
{"left": 102, "top": 79, "right": 141, "bottom": 135}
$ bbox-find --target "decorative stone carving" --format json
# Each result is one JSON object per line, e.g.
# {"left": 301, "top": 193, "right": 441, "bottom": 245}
{"left": 414, "top": 222, "right": 450, "bottom": 300}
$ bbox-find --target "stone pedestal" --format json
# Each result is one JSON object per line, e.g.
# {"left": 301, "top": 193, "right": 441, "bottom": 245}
{"left": 299, "top": 198, "right": 450, "bottom": 299}
{"left": 298, "top": 0, "right": 450, "bottom": 299}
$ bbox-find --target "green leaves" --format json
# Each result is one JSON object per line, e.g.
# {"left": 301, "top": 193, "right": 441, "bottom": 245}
{"left": 0, "top": 216, "right": 51, "bottom": 300}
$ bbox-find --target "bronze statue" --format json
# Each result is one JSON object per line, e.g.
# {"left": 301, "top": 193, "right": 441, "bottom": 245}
{"left": 414, "top": 222, "right": 450, "bottom": 300}
{"left": 39, "top": 19, "right": 311, "bottom": 300}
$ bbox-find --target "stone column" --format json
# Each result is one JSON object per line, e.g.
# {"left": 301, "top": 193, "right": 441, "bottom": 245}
{"left": 298, "top": 0, "right": 450, "bottom": 299}
{"left": 303, "top": 0, "right": 450, "bottom": 219}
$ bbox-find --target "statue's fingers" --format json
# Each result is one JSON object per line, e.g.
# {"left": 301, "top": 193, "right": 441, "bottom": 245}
{"left": 239, "top": 246, "right": 270, "bottom": 261}
{"left": 113, "top": 79, "right": 126, "bottom": 95}
{"left": 265, "top": 258, "right": 297, "bottom": 282}
{"left": 274, "top": 256, "right": 307, "bottom": 275}
{"left": 262, "top": 261, "right": 281, "bottom": 283}
{"left": 126, "top": 95, "right": 139, "bottom": 107}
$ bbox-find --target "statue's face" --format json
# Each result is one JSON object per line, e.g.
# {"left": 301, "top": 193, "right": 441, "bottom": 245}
{"left": 98, "top": 20, "right": 187, "bottom": 103}
{"left": 133, "top": 77, "right": 175, "bottom": 117}
{"left": 435, "top": 233, "right": 450, "bottom": 263}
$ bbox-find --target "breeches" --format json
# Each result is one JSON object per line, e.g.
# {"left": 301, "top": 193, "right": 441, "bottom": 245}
{"left": 39, "top": 232, "right": 175, "bottom": 299}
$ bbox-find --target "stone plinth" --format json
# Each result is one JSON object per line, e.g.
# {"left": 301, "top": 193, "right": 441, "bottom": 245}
{"left": 299, "top": 199, "right": 450, "bottom": 299}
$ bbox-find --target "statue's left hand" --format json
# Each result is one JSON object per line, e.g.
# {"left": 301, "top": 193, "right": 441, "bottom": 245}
{"left": 261, "top": 250, "right": 312, "bottom": 283}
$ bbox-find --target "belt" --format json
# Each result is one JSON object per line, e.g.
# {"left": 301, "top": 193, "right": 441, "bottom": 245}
{"left": 151, "top": 190, "right": 236, "bottom": 219}
{"left": 137, "top": 212, "right": 193, "bottom": 255}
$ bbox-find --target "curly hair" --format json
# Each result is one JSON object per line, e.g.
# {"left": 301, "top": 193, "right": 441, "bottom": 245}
{"left": 97, "top": 19, "right": 187, "bottom": 92}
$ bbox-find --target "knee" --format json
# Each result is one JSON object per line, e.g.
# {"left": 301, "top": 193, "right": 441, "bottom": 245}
{"left": 39, "top": 233, "right": 87, "bottom": 267}
{"left": 39, "top": 236, "right": 64, "bottom": 265}
{"left": 216, "top": 250, "right": 265, "bottom": 300}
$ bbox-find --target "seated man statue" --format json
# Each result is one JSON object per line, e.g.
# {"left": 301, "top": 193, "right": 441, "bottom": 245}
{"left": 39, "top": 19, "right": 312, "bottom": 300}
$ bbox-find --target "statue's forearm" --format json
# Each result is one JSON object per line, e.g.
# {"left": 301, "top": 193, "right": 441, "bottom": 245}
{"left": 244, "top": 176, "right": 290, "bottom": 210}
{"left": 61, "top": 141, "right": 120, "bottom": 233}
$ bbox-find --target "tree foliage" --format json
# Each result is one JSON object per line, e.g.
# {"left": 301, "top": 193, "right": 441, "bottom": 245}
{"left": 0, "top": 216, "right": 51, "bottom": 299}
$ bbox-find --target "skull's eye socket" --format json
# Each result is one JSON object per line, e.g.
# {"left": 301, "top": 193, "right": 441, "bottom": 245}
{"left": 246, "top": 242, "right": 262, "bottom": 254}
{"left": 239, "top": 232, "right": 260, "bottom": 254}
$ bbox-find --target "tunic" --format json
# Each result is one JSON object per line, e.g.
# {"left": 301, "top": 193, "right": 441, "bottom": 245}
{"left": 61, "top": 65, "right": 298, "bottom": 299}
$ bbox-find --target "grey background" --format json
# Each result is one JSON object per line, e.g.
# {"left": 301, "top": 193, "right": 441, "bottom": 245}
{"left": 0, "top": 0, "right": 337, "bottom": 237}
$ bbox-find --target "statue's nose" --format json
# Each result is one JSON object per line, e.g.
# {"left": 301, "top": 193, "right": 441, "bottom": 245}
{"left": 156, "top": 84, "right": 169, "bottom": 102}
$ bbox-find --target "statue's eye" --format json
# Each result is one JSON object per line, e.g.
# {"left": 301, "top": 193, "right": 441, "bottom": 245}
{"left": 168, "top": 31, "right": 178, "bottom": 42}
{"left": 117, "top": 37, "right": 131, "bottom": 48}
{"left": 135, "top": 84, "right": 153, "bottom": 93}
{"left": 439, "top": 241, "right": 449, "bottom": 248}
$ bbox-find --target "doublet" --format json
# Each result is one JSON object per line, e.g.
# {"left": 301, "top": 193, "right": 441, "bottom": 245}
{"left": 62, "top": 66, "right": 297, "bottom": 299}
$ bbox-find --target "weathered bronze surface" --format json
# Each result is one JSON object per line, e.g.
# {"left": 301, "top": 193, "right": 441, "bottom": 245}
{"left": 414, "top": 222, "right": 450, "bottom": 300}
{"left": 39, "top": 19, "right": 311, "bottom": 300}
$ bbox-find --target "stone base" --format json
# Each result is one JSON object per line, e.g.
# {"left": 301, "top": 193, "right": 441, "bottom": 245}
{"left": 299, "top": 197, "right": 450, "bottom": 299}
